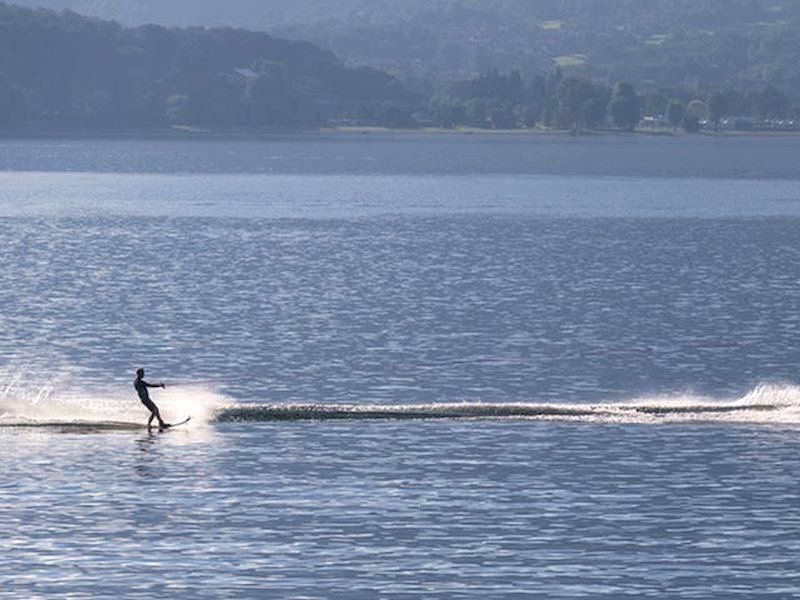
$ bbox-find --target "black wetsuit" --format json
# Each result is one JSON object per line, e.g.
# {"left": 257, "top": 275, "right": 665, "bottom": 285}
{"left": 134, "top": 377, "right": 159, "bottom": 412}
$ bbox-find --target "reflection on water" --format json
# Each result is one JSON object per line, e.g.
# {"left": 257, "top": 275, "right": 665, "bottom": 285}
{"left": 134, "top": 432, "right": 162, "bottom": 480}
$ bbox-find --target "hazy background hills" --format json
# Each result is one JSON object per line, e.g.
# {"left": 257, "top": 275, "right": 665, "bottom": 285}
{"left": 9, "top": 0, "right": 800, "bottom": 97}
{"left": 0, "top": 2, "right": 418, "bottom": 130}
{"left": 1, "top": 1, "right": 798, "bottom": 132}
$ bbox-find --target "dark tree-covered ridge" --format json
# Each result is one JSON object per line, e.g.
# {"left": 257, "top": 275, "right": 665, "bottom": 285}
{"left": 0, "top": 2, "right": 796, "bottom": 133}
{"left": 0, "top": 2, "right": 417, "bottom": 128}
{"left": 10, "top": 0, "right": 800, "bottom": 101}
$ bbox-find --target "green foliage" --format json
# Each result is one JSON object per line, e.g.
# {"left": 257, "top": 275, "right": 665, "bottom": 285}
{"left": 667, "top": 100, "right": 685, "bottom": 131}
{"left": 464, "top": 98, "right": 488, "bottom": 128}
{"left": 758, "top": 85, "right": 789, "bottom": 118}
{"left": 0, "top": 2, "right": 415, "bottom": 128}
{"left": 687, "top": 100, "right": 709, "bottom": 119}
{"left": 240, "top": 0, "right": 800, "bottom": 104}
{"left": 2, "top": 1, "right": 797, "bottom": 132}
{"left": 450, "top": 70, "right": 525, "bottom": 105}
{"left": 434, "top": 68, "right": 613, "bottom": 130}
{"left": 246, "top": 70, "right": 299, "bottom": 125}
{"left": 556, "top": 77, "right": 608, "bottom": 129}
{"left": 9, "top": 0, "right": 800, "bottom": 108}
{"left": 642, "top": 91, "right": 671, "bottom": 116}
{"left": 707, "top": 91, "right": 729, "bottom": 131}
{"left": 608, "top": 82, "right": 640, "bottom": 131}
{"left": 489, "top": 104, "right": 516, "bottom": 129}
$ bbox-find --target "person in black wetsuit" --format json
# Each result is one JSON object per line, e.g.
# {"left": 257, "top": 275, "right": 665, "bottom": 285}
{"left": 134, "top": 368, "right": 168, "bottom": 429}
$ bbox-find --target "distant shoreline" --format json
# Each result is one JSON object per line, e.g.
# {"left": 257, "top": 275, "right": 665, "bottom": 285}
{"left": 1, "top": 123, "right": 799, "bottom": 140}
{"left": 331, "top": 126, "right": 800, "bottom": 138}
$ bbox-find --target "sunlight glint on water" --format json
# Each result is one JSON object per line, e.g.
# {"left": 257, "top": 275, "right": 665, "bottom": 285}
{"left": 2, "top": 135, "right": 800, "bottom": 598}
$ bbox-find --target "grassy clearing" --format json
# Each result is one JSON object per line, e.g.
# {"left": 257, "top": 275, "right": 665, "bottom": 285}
{"left": 331, "top": 126, "right": 567, "bottom": 135}
{"left": 554, "top": 54, "right": 587, "bottom": 67}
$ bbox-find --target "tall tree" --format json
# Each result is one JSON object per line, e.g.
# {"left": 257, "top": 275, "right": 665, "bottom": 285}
{"left": 556, "top": 77, "right": 609, "bottom": 130}
{"left": 608, "top": 81, "right": 640, "bottom": 131}
{"left": 667, "top": 100, "right": 684, "bottom": 132}
{"left": 707, "top": 91, "right": 729, "bottom": 132}
{"left": 464, "top": 98, "right": 488, "bottom": 127}
{"left": 758, "top": 85, "right": 789, "bottom": 119}
{"left": 686, "top": 99, "right": 708, "bottom": 120}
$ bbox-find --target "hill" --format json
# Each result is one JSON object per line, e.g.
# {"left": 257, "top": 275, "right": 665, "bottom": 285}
{"left": 8, "top": 0, "right": 800, "bottom": 100}
{"left": 0, "top": 2, "right": 416, "bottom": 130}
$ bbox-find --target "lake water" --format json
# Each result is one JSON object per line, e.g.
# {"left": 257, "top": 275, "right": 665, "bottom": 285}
{"left": 2, "top": 133, "right": 800, "bottom": 598}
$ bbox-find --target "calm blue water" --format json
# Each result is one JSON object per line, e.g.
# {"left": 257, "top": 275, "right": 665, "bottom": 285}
{"left": 2, "top": 133, "right": 800, "bottom": 597}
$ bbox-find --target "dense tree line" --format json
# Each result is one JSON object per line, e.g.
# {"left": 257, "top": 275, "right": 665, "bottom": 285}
{"left": 272, "top": 0, "right": 800, "bottom": 103}
{"left": 8, "top": 1, "right": 800, "bottom": 108}
{"left": 0, "top": 2, "right": 418, "bottom": 129}
{"left": 0, "top": 3, "right": 796, "bottom": 133}
{"left": 423, "top": 68, "right": 797, "bottom": 132}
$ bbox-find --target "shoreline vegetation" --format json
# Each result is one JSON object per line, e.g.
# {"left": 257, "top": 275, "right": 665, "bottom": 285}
{"left": 333, "top": 126, "right": 800, "bottom": 138}
{"left": 2, "top": 123, "right": 799, "bottom": 141}
{"left": 1, "top": 4, "right": 798, "bottom": 138}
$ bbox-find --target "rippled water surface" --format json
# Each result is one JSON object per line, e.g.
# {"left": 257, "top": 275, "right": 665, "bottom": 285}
{"left": 2, "top": 134, "right": 800, "bottom": 598}
{"left": 4, "top": 421, "right": 800, "bottom": 598}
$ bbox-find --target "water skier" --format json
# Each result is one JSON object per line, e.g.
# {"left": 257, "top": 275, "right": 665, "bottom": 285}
{"left": 134, "top": 368, "right": 169, "bottom": 429}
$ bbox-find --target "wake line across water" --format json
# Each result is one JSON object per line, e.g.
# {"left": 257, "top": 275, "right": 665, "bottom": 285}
{"left": 215, "top": 401, "right": 775, "bottom": 422}
{"left": 214, "top": 402, "right": 776, "bottom": 423}
{"left": 1, "top": 381, "right": 800, "bottom": 428}
{"left": 217, "top": 384, "right": 800, "bottom": 425}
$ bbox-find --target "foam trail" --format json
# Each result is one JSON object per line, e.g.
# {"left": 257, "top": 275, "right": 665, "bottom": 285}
{"left": 0, "top": 371, "right": 231, "bottom": 428}
{"left": 214, "top": 384, "right": 800, "bottom": 425}
{"left": 2, "top": 373, "right": 799, "bottom": 428}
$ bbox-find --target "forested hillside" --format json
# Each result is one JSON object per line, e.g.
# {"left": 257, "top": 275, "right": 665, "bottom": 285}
{"left": 1, "top": 1, "right": 797, "bottom": 132}
{"left": 0, "top": 2, "right": 416, "bottom": 129}
{"left": 10, "top": 0, "right": 800, "bottom": 100}
{"left": 289, "top": 0, "right": 800, "bottom": 102}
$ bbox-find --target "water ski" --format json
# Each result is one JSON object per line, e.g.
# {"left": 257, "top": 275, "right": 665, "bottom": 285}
{"left": 155, "top": 416, "right": 191, "bottom": 430}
